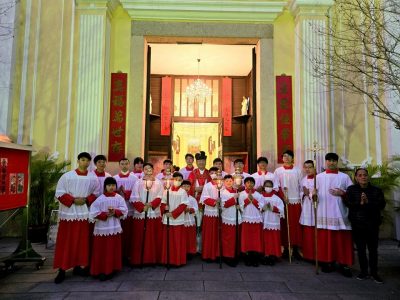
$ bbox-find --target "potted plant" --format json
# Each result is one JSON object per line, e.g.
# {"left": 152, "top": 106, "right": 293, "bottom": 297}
{"left": 28, "top": 151, "right": 70, "bottom": 242}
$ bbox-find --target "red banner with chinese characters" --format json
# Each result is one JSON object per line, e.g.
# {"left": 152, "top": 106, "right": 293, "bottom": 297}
{"left": 108, "top": 73, "right": 127, "bottom": 162}
{"left": 221, "top": 77, "right": 232, "bottom": 136}
{"left": 161, "top": 76, "right": 172, "bottom": 136}
{"left": 276, "top": 75, "right": 293, "bottom": 164}
{"left": 0, "top": 146, "right": 30, "bottom": 211}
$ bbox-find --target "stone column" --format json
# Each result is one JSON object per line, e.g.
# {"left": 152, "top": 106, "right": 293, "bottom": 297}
{"left": 290, "top": 0, "right": 333, "bottom": 170}
{"left": 0, "top": 0, "right": 18, "bottom": 136}
{"left": 73, "top": 0, "right": 113, "bottom": 160}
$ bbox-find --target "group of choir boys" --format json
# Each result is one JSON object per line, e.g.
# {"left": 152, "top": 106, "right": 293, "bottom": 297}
{"left": 53, "top": 149, "right": 355, "bottom": 283}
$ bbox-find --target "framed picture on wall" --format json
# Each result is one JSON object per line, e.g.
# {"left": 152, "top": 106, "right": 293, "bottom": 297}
{"left": 148, "top": 151, "right": 169, "bottom": 175}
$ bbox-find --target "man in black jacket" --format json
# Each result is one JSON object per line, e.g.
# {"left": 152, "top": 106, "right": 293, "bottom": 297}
{"left": 345, "top": 168, "right": 386, "bottom": 283}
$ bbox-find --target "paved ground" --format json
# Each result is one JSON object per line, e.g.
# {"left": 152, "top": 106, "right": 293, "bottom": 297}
{"left": 0, "top": 238, "right": 399, "bottom": 300}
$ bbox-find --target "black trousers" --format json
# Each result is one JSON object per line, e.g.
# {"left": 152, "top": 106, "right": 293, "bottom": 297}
{"left": 352, "top": 226, "right": 379, "bottom": 275}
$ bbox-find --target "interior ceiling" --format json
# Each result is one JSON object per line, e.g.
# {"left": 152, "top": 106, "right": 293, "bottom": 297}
{"left": 149, "top": 43, "right": 254, "bottom": 76}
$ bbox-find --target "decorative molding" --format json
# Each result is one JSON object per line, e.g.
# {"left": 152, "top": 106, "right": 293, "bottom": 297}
{"left": 120, "top": 0, "right": 287, "bottom": 23}
{"left": 289, "top": 0, "right": 333, "bottom": 20}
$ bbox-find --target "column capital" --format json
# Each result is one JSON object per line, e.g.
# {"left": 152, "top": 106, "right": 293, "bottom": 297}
{"left": 75, "top": 0, "right": 121, "bottom": 18}
{"left": 289, "top": 0, "right": 333, "bottom": 20}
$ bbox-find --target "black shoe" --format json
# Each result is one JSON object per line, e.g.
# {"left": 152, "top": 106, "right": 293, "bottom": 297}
{"left": 341, "top": 266, "right": 352, "bottom": 278}
{"left": 356, "top": 272, "right": 369, "bottom": 280}
{"left": 73, "top": 266, "right": 82, "bottom": 275}
{"left": 98, "top": 273, "right": 107, "bottom": 281}
{"left": 268, "top": 256, "right": 276, "bottom": 266}
{"left": 261, "top": 257, "right": 270, "bottom": 265}
{"left": 282, "top": 248, "right": 289, "bottom": 259}
{"left": 292, "top": 248, "right": 303, "bottom": 261}
{"left": 321, "top": 263, "right": 334, "bottom": 273}
{"left": 371, "top": 274, "right": 383, "bottom": 284}
{"left": 54, "top": 269, "right": 65, "bottom": 284}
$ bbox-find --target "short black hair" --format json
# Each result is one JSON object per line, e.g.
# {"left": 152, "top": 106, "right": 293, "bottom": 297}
{"left": 263, "top": 180, "right": 273, "bottom": 186}
{"left": 181, "top": 180, "right": 191, "bottom": 186}
{"left": 119, "top": 157, "right": 129, "bottom": 163}
{"left": 234, "top": 158, "right": 244, "bottom": 164}
{"left": 257, "top": 156, "right": 268, "bottom": 164}
{"left": 325, "top": 152, "right": 339, "bottom": 161}
{"left": 172, "top": 172, "right": 183, "bottom": 179}
{"left": 143, "top": 162, "right": 153, "bottom": 169}
{"left": 282, "top": 150, "right": 294, "bottom": 158}
{"left": 77, "top": 152, "right": 92, "bottom": 161}
{"left": 163, "top": 159, "right": 173, "bottom": 165}
{"left": 209, "top": 167, "right": 219, "bottom": 173}
{"left": 185, "top": 153, "right": 194, "bottom": 159}
{"left": 94, "top": 154, "right": 107, "bottom": 164}
{"left": 103, "top": 177, "right": 117, "bottom": 193}
{"left": 213, "top": 158, "right": 223, "bottom": 164}
{"left": 133, "top": 157, "right": 144, "bottom": 165}
{"left": 304, "top": 160, "right": 314, "bottom": 166}
{"left": 244, "top": 177, "right": 255, "bottom": 184}
{"left": 224, "top": 175, "right": 233, "bottom": 180}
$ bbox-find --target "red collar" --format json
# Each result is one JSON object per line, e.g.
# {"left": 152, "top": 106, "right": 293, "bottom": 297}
{"left": 262, "top": 191, "right": 274, "bottom": 197}
{"left": 245, "top": 188, "right": 255, "bottom": 194}
{"left": 307, "top": 175, "right": 315, "bottom": 179}
{"left": 94, "top": 169, "right": 105, "bottom": 177}
{"left": 104, "top": 192, "right": 116, "bottom": 197}
{"left": 258, "top": 171, "right": 268, "bottom": 175}
{"left": 171, "top": 186, "right": 180, "bottom": 192}
{"left": 326, "top": 169, "right": 338, "bottom": 174}
{"left": 119, "top": 172, "right": 130, "bottom": 178}
{"left": 283, "top": 165, "right": 293, "bottom": 170}
{"left": 75, "top": 169, "right": 88, "bottom": 176}
{"left": 185, "top": 166, "right": 194, "bottom": 171}
{"left": 225, "top": 187, "right": 235, "bottom": 193}
{"left": 133, "top": 170, "right": 142, "bottom": 174}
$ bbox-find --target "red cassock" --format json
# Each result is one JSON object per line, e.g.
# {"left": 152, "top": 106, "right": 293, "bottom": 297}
{"left": 222, "top": 224, "right": 237, "bottom": 258}
{"left": 121, "top": 216, "right": 133, "bottom": 259}
{"left": 303, "top": 227, "right": 353, "bottom": 265}
{"left": 90, "top": 234, "right": 122, "bottom": 276}
{"left": 161, "top": 224, "right": 187, "bottom": 266}
{"left": 263, "top": 229, "right": 281, "bottom": 257}
{"left": 279, "top": 201, "right": 302, "bottom": 247}
{"left": 130, "top": 217, "right": 162, "bottom": 265}
{"left": 186, "top": 225, "right": 197, "bottom": 255}
{"left": 241, "top": 223, "right": 263, "bottom": 253}
{"left": 201, "top": 215, "right": 220, "bottom": 260}
{"left": 54, "top": 220, "right": 90, "bottom": 270}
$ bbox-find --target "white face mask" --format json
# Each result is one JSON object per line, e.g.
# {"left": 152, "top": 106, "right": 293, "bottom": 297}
{"left": 264, "top": 187, "right": 273, "bottom": 193}
{"left": 173, "top": 181, "right": 182, "bottom": 187}
{"left": 210, "top": 173, "right": 217, "bottom": 179}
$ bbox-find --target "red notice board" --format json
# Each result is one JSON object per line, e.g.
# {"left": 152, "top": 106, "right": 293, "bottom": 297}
{"left": 0, "top": 143, "right": 31, "bottom": 211}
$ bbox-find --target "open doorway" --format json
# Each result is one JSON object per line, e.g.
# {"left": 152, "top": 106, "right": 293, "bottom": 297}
{"left": 146, "top": 41, "right": 257, "bottom": 173}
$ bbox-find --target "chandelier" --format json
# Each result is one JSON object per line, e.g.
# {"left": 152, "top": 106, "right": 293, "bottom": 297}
{"left": 185, "top": 58, "right": 212, "bottom": 99}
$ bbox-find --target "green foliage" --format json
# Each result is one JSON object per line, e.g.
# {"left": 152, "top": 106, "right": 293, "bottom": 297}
{"left": 29, "top": 151, "right": 70, "bottom": 226}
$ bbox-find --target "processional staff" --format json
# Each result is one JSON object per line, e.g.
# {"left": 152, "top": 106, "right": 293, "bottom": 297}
{"left": 233, "top": 168, "right": 243, "bottom": 262}
{"left": 141, "top": 167, "right": 154, "bottom": 268}
{"left": 307, "top": 141, "right": 324, "bottom": 275}
{"left": 283, "top": 173, "right": 292, "bottom": 264}
{"left": 215, "top": 170, "right": 224, "bottom": 269}
{"left": 163, "top": 168, "right": 173, "bottom": 270}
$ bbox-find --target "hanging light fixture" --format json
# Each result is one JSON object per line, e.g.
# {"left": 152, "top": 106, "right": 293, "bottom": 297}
{"left": 185, "top": 58, "right": 212, "bottom": 99}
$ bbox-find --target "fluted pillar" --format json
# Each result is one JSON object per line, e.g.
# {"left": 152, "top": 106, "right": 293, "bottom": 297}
{"left": 0, "top": 1, "right": 18, "bottom": 136}
{"left": 290, "top": 0, "right": 333, "bottom": 170}
{"left": 73, "top": 0, "right": 112, "bottom": 160}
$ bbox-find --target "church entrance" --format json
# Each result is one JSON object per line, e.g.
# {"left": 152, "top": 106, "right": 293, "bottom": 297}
{"left": 145, "top": 41, "right": 257, "bottom": 174}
